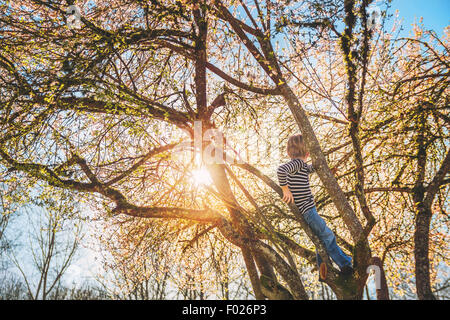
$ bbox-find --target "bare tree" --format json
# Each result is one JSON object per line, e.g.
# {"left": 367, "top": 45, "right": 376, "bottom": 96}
{"left": 8, "top": 195, "right": 82, "bottom": 300}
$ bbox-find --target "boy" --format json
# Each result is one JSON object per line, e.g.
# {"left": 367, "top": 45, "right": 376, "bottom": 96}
{"left": 276, "top": 134, "right": 353, "bottom": 281}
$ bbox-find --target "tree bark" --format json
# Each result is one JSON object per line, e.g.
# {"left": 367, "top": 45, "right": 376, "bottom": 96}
{"left": 414, "top": 204, "right": 436, "bottom": 300}
{"left": 241, "top": 247, "right": 265, "bottom": 300}
{"left": 412, "top": 105, "right": 437, "bottom": 300}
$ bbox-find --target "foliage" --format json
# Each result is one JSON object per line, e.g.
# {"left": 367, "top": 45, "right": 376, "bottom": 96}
{"left": 0, "top": 0, "right": 448, "bottom": 300}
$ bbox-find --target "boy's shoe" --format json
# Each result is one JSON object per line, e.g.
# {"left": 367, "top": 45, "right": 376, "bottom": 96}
{"left": 339, "top": 265, "right": 354, "bottom": 277}
{"left": 319, "top": 262, "right": 328, "bottom": 281}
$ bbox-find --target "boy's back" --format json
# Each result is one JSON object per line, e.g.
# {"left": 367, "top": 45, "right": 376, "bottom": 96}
{"left": 276, "top": 158, "right": 315, "bottom": 215}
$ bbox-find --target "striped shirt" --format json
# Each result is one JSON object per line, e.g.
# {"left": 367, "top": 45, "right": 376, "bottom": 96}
{"left": 277, "top": 158, "right": 315, "bottom": 214}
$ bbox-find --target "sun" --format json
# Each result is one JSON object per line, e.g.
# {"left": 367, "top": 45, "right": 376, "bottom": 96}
{"left": 190, "top": 167, "right": 213, "bottom": 186}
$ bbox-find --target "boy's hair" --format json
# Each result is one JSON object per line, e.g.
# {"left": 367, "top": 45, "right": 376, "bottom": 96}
{"left": 287, "top": 134, "right": 308, "bottom": 159}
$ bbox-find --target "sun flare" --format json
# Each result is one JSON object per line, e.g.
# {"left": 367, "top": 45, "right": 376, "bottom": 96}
{"left": 190, "top": 167, "right": 213, "bottom": 186}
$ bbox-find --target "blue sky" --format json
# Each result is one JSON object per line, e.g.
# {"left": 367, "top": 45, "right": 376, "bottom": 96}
{"left": 1, "top": 0, "right": 448, "bottom": 299}
{"left": 389, "top": 0, "right": 449, "bottom": 36}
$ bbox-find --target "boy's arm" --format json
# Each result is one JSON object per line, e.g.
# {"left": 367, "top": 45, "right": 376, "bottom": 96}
{"left": 280, "top": 185, "right": 294, "bottom": 204}
{"left": 305, "top": 163, "right": 338, "bottom": 175}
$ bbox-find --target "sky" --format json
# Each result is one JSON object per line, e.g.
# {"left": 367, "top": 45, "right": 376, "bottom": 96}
{"left": 388, "top": 0, "right": 449, "bottom": 36}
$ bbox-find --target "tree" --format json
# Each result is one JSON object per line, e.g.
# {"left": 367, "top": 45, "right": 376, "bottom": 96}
{"left": 371, "top": 27, "right": 449, "bottom": 299}
{"left": 0, "top": 0, "right": 447, "bottom": 300}
{"left": 8, "top": 191, "right": 82, "bottom": 300}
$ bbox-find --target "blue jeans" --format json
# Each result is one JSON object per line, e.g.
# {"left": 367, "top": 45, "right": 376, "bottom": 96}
{"left": 303, "top": 206, "right": 352, "bottom": 270}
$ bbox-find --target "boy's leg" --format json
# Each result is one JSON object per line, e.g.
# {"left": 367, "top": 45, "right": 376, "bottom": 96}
{"left": 321, "top": 228, "right": 352, "bottom": 269}
{"left": 304, "top": 207, "right": 352, "bottom": 270}
{"left": 316, "top": 249, "right": 322, "bottom": 268}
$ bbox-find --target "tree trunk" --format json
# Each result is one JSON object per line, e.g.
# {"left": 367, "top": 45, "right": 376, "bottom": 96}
{"left": 241, "top": 247, "right": 265, "bottom": 300}
{"left": 414, "top": 205, "right": 436, "bottom": 300}
{"left": 412, "top": 105, "right": 436, "bottom": 300}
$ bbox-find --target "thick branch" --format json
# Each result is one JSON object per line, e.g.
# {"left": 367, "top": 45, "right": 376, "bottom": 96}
{"left": 424, "top": 149, "right": 450, "bottom": 207}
